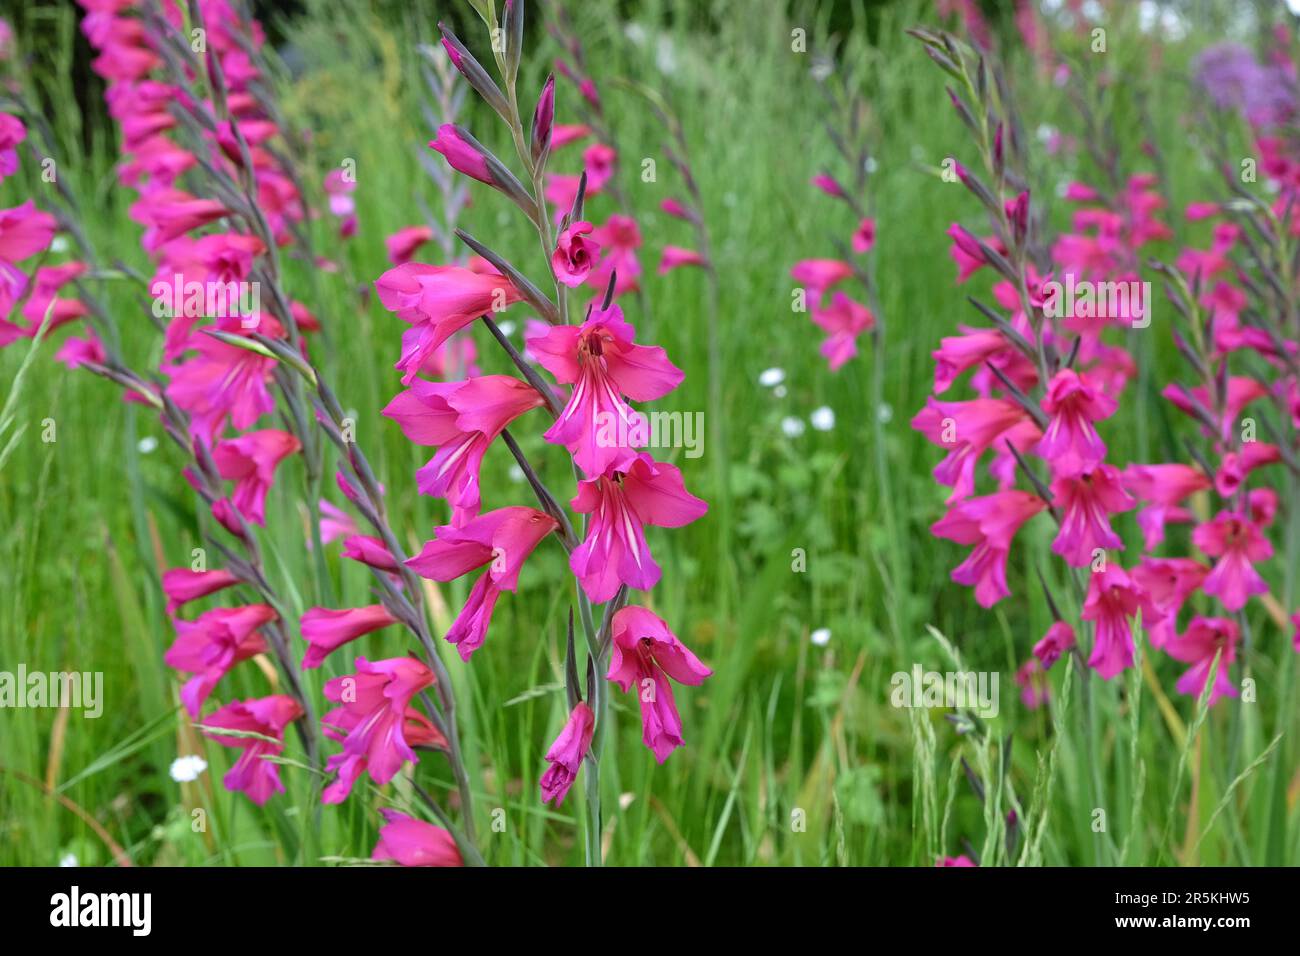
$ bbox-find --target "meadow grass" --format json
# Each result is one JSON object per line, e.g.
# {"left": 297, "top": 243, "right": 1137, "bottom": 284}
{"left": 0, "top": 0, "right": 1295, "bottom": 867}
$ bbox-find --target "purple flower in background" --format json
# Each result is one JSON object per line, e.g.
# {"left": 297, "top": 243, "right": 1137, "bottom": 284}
{"left": 1193, "top": 44, "right": 1296, "bottom": 127}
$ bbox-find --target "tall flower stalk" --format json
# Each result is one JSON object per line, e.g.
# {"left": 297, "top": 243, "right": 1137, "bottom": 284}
{"left": 386, "top": 0, "right": 711, "bottom": 865}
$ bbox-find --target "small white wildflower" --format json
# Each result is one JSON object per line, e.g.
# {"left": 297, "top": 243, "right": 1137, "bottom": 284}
{"left": 623, "top": 23, "right": 647, "bottom": 45}
{"left": 811, "top": 628, "right": 831, "bottom": 646}
{"left": 758, "top": 367, "right": 785, "bottom": 387}
{"left": 877, "top": 403, "right": 894, "bottom": 425}
{"left": 810, "top": 406, "right": 835, "bottom": 431}
{"left": 864, "top": 156, "right": 879, "bottom": 174}
{"left": 137, "top": 436, "right": 158, "bottom": 454}
{"left": 773, "top": 384, "right": 788, "bottom": 398}
{"left": 1036, "top": 123, "right": 1058, "bottom": 144}
{"left": 170, "top": 755, "right": 208, "bottom": 782}
{"left": 50, "top": 236, "right": 69, "bottom": 254}
{"left": 780, "top": 416, "right": 805, "bottom": 438}
{"left": 59, "top": 853, "right": 78, "bottom": 867}
{"left": 495, "top": 319, "right": 517, "bottom": 337}
{"left": 655, "top": 36, "right": 678, "bottom": 75}
{"left": 507, "top": 464, "right": 525, "bottom": 483}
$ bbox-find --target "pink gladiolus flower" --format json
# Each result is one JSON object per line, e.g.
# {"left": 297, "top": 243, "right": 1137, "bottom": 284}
{"left": 1192, "top": 511, "right": 1272, "bottom": 612}
{"left": 583, "top": 143, "right": 617, "bottom": 193}
{"left": 1248, "top": 488, "right": 1278, "bottom": 528}
{"left": 938, "top": 855, "right": 977, "bottom": 867}
{"left": 1120, "top": 463, "right": 1211, "bottom": 551}
{"left": 530, "top": 75, "right": 555, "bottom": 154}
{"left": 539, "top": 701, "right": 595, "bottom": 806}
{"left": 791, "top": 258, "right": 853, "bottom": 295}
{"left": 301, "top": 605, "right": 399, "bottom": 670}
{"left": 54, "top": 333, "right": 106, "bottom": 369}
{"left": 1163, "top": 376, "right": 1267, "bottom": 442}
{"left": 570, "top": 453, "right": 708, "bottom": 602}
{"left": 912, "top": 397, "right": 1036, "bottom": 503}
{"left": 586, "top": 215, "right": 642, "bottom": 296}
{"left": 319, "top": 499, "right": 359, "bottom": 545}
{"left": 1063, "top": 182, "right": 1099, "bottom": 202}
{"left": 544, "top": 174, "right": 582, "bottom": 215}
{"left": 192, "top": 232, "right": 265, "bottom": 284}
{"left": 1050, "top": 464, "right": 1134, "bottom": 567}
{"left": 130, "top": 189, "right": 230, "bottom": 251}
{"left": 1215, "top": 442, "right": 1282, "bottom": 497}
{"left": 527, "top": 304, "right": 683, "bottom": 477}
{"left": 342, "top": 534, "right": 400, "bottom": 573}
{"left": 1033, "top": 621, "right": 1076, "bottom": 669}
{"left": 374, "top": 264, "right": 521, "bottom": 384}
{"left": 552, "top": 219, "right": 600, "bottom": 286}
{"left": 372, "top": 809, "right": 463, "bottom": 867}
{"left": 812, "top": 291, "right": 875, "bottom": 371}
{"left": 1016, "top": 658, "right": 1050, "bottom": 708}
{"left": 324, "top": 167, "right": 356, "bottom": 208}
{"left": 212, "top": 429, "right": 301, "bottom": 526}
{"left": 607, "top": 606, "right": 711, "bottom": 763}
{"left": 161, "top": 567, "right": 240, "bottom": 614}
{"left": 383, "top": 375, "right": 544, "bottom": 523}
{"left": 551, "top": 124, "right": 590, "bottom": 149}
{"left": 931, "top": 490, "right": 1046, "bottom": 607}
{"left": 385, "top": 225, "right": 434, "bottom": 265}
{"left": 660, "top": 197, "right": 690, "bottom": 220}
{"left": 428, "top": 124, "right": 494, "bottom": 185}
{"left": 1165, "top": 616, "right": 1239, "bottom": 705}
{"left": 321, "top": 656, "right": 437, "bottom": 804}
{"left": 406, "top": 507, "right": 558, "bottom": 659}
{"left": 812, "top": 172, "right": 844, "bottom": 198}
{"left": 932, "top": 326, "right": 1037, "bottom": 395}
{"left": 946, "top": 224, "right": 1001, "bottom": 282}
{"left": 1081, "top": 565, "right": 1155, "bottom": 679}
{"left": 1037, "top": 369, "right": 1117, "bottom": 477}
{"left": 15, "top": 262, "right": 87, "bottom": 328}
{"left": 163, "top": 604, "right": 276, "bottom": 716}
{"left": 658, "top": 245, "right": 706, "bottom": 275}
{"left": 0, "top": 200, "right": 57, "bottom": 264}
{"left": 202, "top": 695, "right": 303, "bottom": 805}
{"left": 164, "top": 332, "right": 277, "bottom": 444}
{"left": 0, "top": 113, "right": 26, "bottom": 181}
{"left": 852, "top": 217, "right": 876, "bottom": 254}
{"left": 1131, "top": 557, "right": 1210, "bottom": 649}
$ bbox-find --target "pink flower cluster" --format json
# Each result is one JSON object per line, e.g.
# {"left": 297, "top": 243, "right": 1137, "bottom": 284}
{"left": 913, "top": 27, "right": 1297, "bottom": 708}
{"left": 789, "top": 74, "right": 878, "bottom": 371}
{"left": 78, "top": 0, "right": 317, "bottom": 801}
{"left": 303, "top": 8, "right": 711, "bottom": 832}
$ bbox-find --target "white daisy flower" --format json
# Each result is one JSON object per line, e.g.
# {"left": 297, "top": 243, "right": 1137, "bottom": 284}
{"left": 170, "top": 755, "right": 208, "bottom": 782}
{"left": 810, "top": 406, "right": 835, "bottom": 431}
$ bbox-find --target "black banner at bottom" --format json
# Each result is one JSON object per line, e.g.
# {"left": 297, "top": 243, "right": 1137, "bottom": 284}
{"left": 0, "top": 866, "right": 1277, "bottom": 941}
